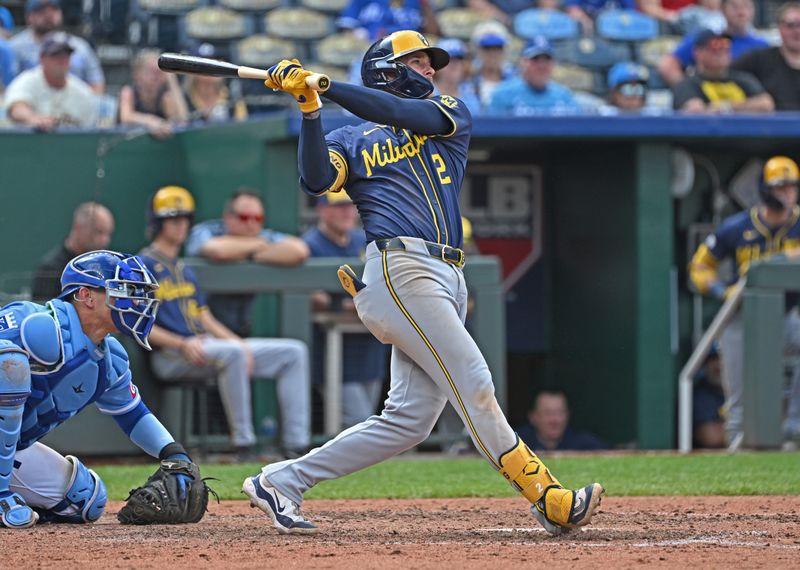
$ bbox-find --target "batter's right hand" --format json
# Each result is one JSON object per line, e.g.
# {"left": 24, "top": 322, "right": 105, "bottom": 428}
{"left": 180, "top": 336, "right": 208, "bottom": 367}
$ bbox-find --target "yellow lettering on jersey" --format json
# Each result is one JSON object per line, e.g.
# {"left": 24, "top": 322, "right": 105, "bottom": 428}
{"left": 362, "top": 134, "right": 429, "bottom": 177}
{"left": 439, "top": 95, "right": 459, "bottom": 109}
{"left": 700, "top": 81, "right": 747, "bottom": 104}
{"left": 154, "top": 279, "right": 197, "bottom": 302}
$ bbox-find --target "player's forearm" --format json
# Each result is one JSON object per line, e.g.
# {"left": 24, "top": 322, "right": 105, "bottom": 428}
{"left": 299, "top": 113, "right": 339, "bottom": 193}
{"left": 323, "top": 82, "right": 451, "bottom": 135}
{"left": 147, "top": 324, "right": 186, "bottom": 350}
{"left": 126, "top": 410, "right": 176, "bottom": 458}
{"left": 200, "top": 235, "right": 266, "bottom": 262}
{"left": 252, "top": 237, "right": 310, "bottom": 266}
{"left": 731, "top": 94, "right": 775, "bottom": 113}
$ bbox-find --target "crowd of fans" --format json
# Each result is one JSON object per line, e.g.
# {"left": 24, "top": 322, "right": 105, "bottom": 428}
{"left": 0, "top": 0, "right": 796, "bottom": 131}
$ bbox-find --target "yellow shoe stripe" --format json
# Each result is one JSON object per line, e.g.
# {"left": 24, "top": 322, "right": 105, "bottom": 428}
{"left": 381, "top": 250, "right": 500, "bottom": 470}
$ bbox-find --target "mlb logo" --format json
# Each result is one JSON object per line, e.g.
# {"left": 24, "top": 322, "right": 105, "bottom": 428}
{"left": 0, "top": 312, "right": 18, "bottom": 332}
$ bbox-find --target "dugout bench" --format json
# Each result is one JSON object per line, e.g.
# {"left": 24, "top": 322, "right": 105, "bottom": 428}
{"left": 40, "top": 256, "right": 504, "bottom": 456}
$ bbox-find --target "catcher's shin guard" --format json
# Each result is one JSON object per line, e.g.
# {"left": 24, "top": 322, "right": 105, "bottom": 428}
{"left": 0, "top": 344, "right": 30, "bottom": 495}
{"left": 499, "top": 435, "right": 562, "bottom": 504}
{"left": 36, "top": 456, "right": 107, "bottom": 523}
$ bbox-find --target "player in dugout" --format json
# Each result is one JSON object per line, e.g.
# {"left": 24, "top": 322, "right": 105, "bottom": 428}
{"left": 242, "top": 30, "right": 603, "bottom": 535}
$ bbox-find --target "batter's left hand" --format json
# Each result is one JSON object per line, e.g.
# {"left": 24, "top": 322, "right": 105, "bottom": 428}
{"left": 264, "top": 59, "right": 322, "bottom": 114}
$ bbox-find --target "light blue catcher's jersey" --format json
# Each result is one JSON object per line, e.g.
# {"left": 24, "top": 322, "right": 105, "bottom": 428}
{"left": 0, "top": 299, "right": 142, "bottom": 450}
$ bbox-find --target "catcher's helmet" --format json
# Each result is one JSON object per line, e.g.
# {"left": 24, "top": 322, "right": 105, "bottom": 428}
{"left": 59, "top": 250, "right": 160, "bottom": 350}
{"left": 361, "top": 30, "right": 449, "bottom": 99}
{"left": 760, "top": 156, "right": 799, "bottom": 211}
{"left": 147, "top": 185, "right": 196, "bottom": 239}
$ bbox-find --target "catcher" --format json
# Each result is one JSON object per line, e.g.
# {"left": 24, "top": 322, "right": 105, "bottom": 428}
{"left": 0, "top": 250, "right": 211, "bottom": 528}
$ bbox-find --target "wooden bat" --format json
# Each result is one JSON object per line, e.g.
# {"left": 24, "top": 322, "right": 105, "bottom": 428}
{"left": 157, "top": 52, "right": 330, "bottom": 92}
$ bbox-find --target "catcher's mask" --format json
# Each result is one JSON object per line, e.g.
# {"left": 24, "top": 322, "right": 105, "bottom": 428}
{"left": 760, "top": 156, "right": 799, "bottom": 212}
{"left": 147, "top": 185, "right": 196, "bottom": 239}
{"left": 59, "top": 250, "right": 160, "bottom": 350}
{"left": 361, "top": 30, "right": 449, "bottom": 99}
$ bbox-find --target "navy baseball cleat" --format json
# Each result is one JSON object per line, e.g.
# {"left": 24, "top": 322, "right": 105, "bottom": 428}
{"left": 530, "top": 483, "right": 604, "bottom": 536}
{"left": 0, "top": 492, "right": 38, "bottom": 529}
{"left": 242, "top": 475, "right": 318, "bottom": 534}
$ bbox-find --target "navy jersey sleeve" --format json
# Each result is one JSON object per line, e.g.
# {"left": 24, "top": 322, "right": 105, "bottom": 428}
{"left": 427, "top": 94, "right": 472, "bottom": 139}
{"left": 181, "top": 265, "right": 208, "bottom": 309}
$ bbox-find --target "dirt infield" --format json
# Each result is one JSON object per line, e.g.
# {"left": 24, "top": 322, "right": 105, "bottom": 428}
{"left": 9, "top": 496, "right": 800, "bottom": 569}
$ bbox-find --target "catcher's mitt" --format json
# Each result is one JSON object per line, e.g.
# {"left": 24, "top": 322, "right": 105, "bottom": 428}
{"left": 117, "top": 459, "right": 217, "bottom": 525}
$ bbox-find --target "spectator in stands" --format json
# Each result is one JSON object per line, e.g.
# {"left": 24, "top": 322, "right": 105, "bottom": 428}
{"left": 118, "top": 50, "right": 189, "bottom": 139}
{"left": 488, "top": 36, "right": 580, "bottom": 115}
{"left": 4, "top": 32, "right": 98, "bottom": 130}
{"left": 672, "top": 29, "right": 774, "bottom": 113}
{"left": 638, "top": 0, "right": 699, "bottom": 27}
{"left": 0, "top": 5, "right": 14, "bottom": 38}
{"left": 183, "top": 44, "right": 248, "bottom": 123}
{"left": 433, "top": 38, "right": 482, "bottom": 115}
{"left": 693, "top": 343, "right": 726, "bottom": 449}
{"left": 658, "top": 0, "right": 768, "bottom": 86}
{"left": 600, "top": 61, "right": 668, "bottom": 114}
{"left": 9, "top": 0, "right": 105, "bottom": 93}
{"left": 467, "top": 0, "right": 540, "bottom": 28}
{"left": 31, "top": 201, "right": 114, "bottom": 301}
{"left": 185, "top": 188, "right": 309, "bottom": 338}
{"left": 517, "top": 390, "right": 608, "bottom": 452}
{"left": 732, "top": 2, "right": 800, "bottom": 111}
{"left": 471, "top": 22, "right": 516, "bottom": 110}
{"left": 0, "top": 38, "right": 17, "bottom": 92}
{"left": 565, "top": 0, "right": 638, "bottom": 34}
{"left": 302, "top": 191, "right": 389, "bottom": 429}
{"left": 337, "top": 0, "right": 439, "bottom": 41}
{"left": 674, "top": 0, "right": 727, "bottom": 35}
{"left": 141, "top": 185, "right": 311, "bottom": 460}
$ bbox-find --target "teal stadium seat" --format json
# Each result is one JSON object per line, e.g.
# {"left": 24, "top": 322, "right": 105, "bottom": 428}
{"left": 130, "top": 0, "right": 202, "bottom": 51}
{"left": 218, "top": 0, "right": 283, "bottom": 34}
{"left": 437, "top": 8, "right": 485, "bottom": 41}
{"left": 596, "top": 9, "right": 658, "bottom": 42}
{"left": 299, "top": 0, "right": 349, "bottom": 14}
{"left": 514, "top": 8, "right": 580, "bottom": 42}
{"left": 234, "top": 35, "right": 297, "bottom": 112}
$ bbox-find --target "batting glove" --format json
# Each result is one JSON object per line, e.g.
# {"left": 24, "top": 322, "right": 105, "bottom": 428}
{"left": 264, "top": 59, "right": 322, "bottom": 114}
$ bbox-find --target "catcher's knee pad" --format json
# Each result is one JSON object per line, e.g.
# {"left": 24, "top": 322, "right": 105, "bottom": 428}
{"left": 37, "top": 456, "right": 107, "bottom": 523}
{"left": 0, "top": 343, "right": 30, "bottom": 491}
{"left": 498, "top": 435, "right": 561, "bottom": 504}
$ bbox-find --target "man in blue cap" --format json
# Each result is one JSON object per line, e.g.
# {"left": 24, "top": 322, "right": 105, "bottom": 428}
{"left": 488, "top": 35, "right": 579, "bottom": 116}
{"left": 8, "top": 0, "right": 104, "bottom": 93}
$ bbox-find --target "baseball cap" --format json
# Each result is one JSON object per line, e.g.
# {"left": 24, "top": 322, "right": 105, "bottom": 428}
{"left": 608, "top": 62, "right": 649, "bottom": 89}
{"left": 317, "top": 190, "right": 353, "bottom": 206}
{"left": 521, "top": 36, "right": 554, "bottom": 59}
{"left": 40, "top": 31, "right": 74, "bottom": 56}
{"left": 472, "top": 21, "right": 509, "bottom": 48}
{"left": 693, "top": 28, "right": 732, "bottom": 49}
{"left": 437, "top": 38, "right": 467, "bottom": 59}
{"left": 27, "top": 0, "right": 61, "bottom": 14}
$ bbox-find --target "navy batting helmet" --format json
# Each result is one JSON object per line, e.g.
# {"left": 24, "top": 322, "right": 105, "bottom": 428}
{"left": 361, "top": 30, "right": 449, "bottom": 99}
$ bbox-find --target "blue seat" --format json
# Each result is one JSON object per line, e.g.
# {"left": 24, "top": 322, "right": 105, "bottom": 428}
{"left": 554, "top": 37, "right": 632, "bottom": 70}
{"left": 514, "top": 8, "right": 580, "bottom": 42}
{"left": 596, "top": 9, "right": 659, "bottom": 42}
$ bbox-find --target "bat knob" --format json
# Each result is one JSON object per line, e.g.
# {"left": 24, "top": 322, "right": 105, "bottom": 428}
{"left": 317, "top": 76, "right": 330, "bottom": 91}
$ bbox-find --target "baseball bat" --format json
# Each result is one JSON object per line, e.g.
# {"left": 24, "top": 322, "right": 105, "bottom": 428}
{"left": 157, "top": 53, "right": 330, "bottom": 92}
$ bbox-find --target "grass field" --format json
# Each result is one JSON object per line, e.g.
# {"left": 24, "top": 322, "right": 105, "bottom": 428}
{"left": 95, "top": 451, "right": 800, "bottom": 501}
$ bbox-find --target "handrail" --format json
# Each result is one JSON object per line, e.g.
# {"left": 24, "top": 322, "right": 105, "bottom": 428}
{"left": 677, "top": 280, "right": 744, "bottom": 453}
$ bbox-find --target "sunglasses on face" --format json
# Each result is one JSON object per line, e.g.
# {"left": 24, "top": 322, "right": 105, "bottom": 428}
{"left": 232, "top": 212, "right": 264, "bottom": 223}
{"left": 618, "top": 83, "right": 646, "bottom": 97}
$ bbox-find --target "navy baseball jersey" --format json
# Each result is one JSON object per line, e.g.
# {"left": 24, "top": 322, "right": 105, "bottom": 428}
{"left": 139, "top": 246, "right": 207, "bottom": 337}
{"left": 690, "top": 206, "right": 800, "bottom": 291}
{"left": 325, "top": 94, "right": 471, "bottom": 248}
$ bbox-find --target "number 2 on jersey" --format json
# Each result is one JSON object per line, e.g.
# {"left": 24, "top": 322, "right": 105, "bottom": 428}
{"left": 432, "top": 153, "right": 451, "bottom": 185}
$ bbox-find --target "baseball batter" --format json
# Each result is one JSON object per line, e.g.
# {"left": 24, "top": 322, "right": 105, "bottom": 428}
{"left": 243, "top": 30, "right": 603, "bottom": 535}
{"left": 0, "top": 250, "right": 197, "bottom": 528}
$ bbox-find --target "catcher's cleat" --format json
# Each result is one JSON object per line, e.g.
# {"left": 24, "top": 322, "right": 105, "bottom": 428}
{"left": 242, "top": 475, "right": 318, "bottom": 534}
{"left": 0, "top": 492, "right": 38, "bottom": 529}
{"left": 530, "top": 483, "right": 604, "bottom": 536}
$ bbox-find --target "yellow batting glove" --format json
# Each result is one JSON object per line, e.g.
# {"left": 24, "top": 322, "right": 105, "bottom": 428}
{"left": 264, "top": 59, "right": 322, "bottom": 113}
